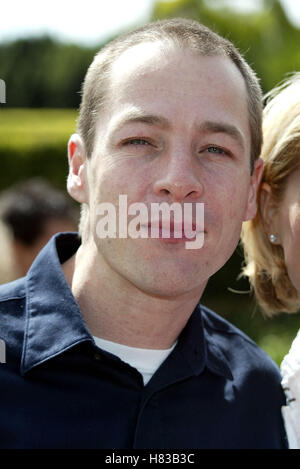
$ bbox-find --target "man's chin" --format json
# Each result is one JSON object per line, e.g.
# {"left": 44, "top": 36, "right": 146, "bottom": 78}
{"left": 124, "top": 269, "right": 206, "bottom": 300}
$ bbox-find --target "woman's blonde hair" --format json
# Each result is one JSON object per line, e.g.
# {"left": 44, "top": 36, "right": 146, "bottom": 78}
{"left": 241, "top": 72, "right": 300, "bottom": 316}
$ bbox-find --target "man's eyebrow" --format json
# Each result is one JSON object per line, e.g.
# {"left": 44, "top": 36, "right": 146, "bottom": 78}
{"left": 109, "top": 110, "right": 170, "bottom": 134}
{"left": 199, "top": 121, "right": 246, "bottom": 150}
{"left": 109, "top": 113, "right": 246, "bottom": 149}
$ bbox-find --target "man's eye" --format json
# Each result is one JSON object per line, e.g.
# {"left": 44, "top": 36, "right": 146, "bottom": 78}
{"left": 124, "top": 138, "right": 150, "bottom": 146}
{"left": 206, "top": 146, "right": 227, "bottom": 154}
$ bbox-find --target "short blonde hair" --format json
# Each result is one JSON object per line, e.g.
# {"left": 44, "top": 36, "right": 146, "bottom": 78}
{"left": 241, "top": 73, "right": 300, "bottom": 316}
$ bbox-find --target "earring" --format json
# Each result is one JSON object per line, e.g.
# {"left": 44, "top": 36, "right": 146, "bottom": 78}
{"left": 269, "top": 234, "right": 277, "bottom": 243}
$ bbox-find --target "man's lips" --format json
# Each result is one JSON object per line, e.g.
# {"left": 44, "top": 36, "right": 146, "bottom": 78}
{"left": 139, "top": 220, "right": 203, "bottom": 239}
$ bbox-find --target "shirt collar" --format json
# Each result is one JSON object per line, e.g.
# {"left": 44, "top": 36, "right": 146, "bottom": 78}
{"left": 20, "top": 232, "right": 233, "bottom": 382}
{"left": 20, "top": 233, "right": 93, "bottom": 375}
{"left": 174, "top": 303, "right": 233, "bottom": 381}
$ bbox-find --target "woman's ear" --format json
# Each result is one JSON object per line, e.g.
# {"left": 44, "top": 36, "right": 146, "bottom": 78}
{"left": 67, "top": 134, "right": 88, "bottom": 204}
{"left": 259, "top": 182, "right": 280, "bottom": 243}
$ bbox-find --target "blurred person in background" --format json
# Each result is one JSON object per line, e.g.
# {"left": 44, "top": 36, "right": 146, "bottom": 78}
{"left": 0, "top": 178, "right": 79, "bottom": 277}
{"left": 241, "top": 72, "right": 300, "bottom": 448}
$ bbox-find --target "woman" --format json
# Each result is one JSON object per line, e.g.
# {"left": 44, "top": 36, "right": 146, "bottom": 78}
{"left": 241, "top": 72, "right": 300, "bottom": 448}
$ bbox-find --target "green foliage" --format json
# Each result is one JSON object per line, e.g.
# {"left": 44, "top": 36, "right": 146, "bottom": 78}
{"left": 0, "top": 109, "right": 76, "bottom": 189}
{"left": 152, "top": 0, "right": 300, "bottom": 94}
{"left": 0, "top": 37, "right": 98, "bottom": 108}
{"left": 0, "top": 108, "right": 77, "bottom": 148}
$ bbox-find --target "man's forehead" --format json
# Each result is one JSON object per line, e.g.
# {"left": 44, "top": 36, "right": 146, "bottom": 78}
{"left": 109, "top": 41, "right": 245, "bottom": 93}
{"left": 110, "top": 40, "right": 169, "bottom": 85}
{"left": 107, "top": 47, "right": 248, "bottom": 119}
{"left": 97, "top": 42, "right": 250, "bottom": 156}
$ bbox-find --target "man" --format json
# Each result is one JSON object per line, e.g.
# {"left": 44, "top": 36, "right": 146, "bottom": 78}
{"left": 0, "top": 18, "right": 287, "bottom": 449}
{"left": 0, "top": 178, "right": 79, "bottom": 278}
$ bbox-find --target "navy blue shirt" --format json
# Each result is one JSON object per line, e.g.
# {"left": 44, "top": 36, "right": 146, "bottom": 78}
{"left": 0, "top": 233, "right": 287, "bottom": 449}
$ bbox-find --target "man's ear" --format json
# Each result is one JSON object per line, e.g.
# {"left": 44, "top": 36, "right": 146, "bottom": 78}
{"left": 243, "top": 157, "right": 264, "bottom": 221}
{"left": 67, "top": 134, "right": 88, "bottom": 204}
{"left": 259, "top": 182, "right": 280, "bottom": 242}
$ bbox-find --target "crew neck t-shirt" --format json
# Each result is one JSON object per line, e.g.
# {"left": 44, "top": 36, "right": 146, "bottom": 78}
{"left": 93, "top": 336, "right": 177, "bottom": 385}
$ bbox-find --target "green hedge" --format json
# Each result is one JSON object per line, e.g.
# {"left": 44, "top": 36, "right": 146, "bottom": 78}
{"left": 0, "top": 144, "right": 69, "bottom": 190}
{"left": 0, "top": 108, "right": 77, "bottom": 190}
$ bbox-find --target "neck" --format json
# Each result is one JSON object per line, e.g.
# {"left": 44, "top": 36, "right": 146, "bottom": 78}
{"left": 63, "top": 242, "right": 206, "bottom": 350}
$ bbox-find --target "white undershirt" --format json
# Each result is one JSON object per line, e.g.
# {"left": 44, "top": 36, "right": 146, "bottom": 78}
{"left": 281, "top": 329, "right": 300, "bottom": 449}
{"left": 93, "top": 336, "right": 177, "bottom": 385}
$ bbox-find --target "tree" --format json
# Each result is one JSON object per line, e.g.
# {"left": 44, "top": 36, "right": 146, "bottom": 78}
{"left": 0, "top": 37, "right": 98, "bottom": 107}
{"left": 151, "top": 0, "right": 300, "bottom": 94}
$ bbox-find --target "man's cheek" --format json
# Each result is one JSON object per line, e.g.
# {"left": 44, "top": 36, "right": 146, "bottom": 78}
{"left": 225, "top": 185, "right": 247, "bottom": 219}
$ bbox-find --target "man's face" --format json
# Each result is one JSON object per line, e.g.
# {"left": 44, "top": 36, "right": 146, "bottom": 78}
{"left": 75, "top": 42, "right": 261, "bottom": 298}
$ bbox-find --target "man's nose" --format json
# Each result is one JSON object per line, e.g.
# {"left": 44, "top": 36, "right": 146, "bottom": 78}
{"left": 153, "top": 150, "right": 203, "bottom": 202}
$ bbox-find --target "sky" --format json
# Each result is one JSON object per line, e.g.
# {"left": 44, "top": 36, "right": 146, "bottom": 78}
{"left": 0, "top": 0, "right": 154, "bottom": 46}
{"left": 1, "top": 0, "right": 300, "bottom": 46}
